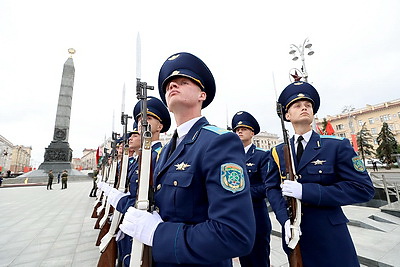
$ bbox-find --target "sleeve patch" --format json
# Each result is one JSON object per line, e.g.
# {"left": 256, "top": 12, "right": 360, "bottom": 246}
{"left": 352, "top": 156, "right": 366, "bottom": 172}
{"left": 220, "top": 163, "right": 245, "bottom": 193}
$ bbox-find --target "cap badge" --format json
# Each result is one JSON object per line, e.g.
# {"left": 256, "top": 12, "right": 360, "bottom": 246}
{"left": 238, "top": 121, "right": 243, "bottom": 125}
{"left": 294, "top": 82, "right": 303, "bottom": 85}
{"left": 298, "top": 93, "right": 305, "bottom": 97}
{"left": 236, "top": 111, "right": 243, "bottom": 115}
{"left": 168, "top": 54, "right": 180, "bottom": 61}
{"left": 175, "top": 162, "right": 191, "bottom": 171}
{"left": 172, "top": 70, "right": 180, "bottom": 76}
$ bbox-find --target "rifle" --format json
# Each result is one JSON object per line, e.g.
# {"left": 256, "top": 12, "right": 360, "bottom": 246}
{"left": 95, "top": 133, "right": 118, "bottom": 230}
{"left": 130, "top": 32, "right": 154, "bottom": 267}
{"left": 98, "top": 98, "right": 132, "bottom": 266}
{"left": 92, "top": 148, "right": 110, "bottom": 218}
{"left": 277, "top": 102, "right": 303, "bottom": 267}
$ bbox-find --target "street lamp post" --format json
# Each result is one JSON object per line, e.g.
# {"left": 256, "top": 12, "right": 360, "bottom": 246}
{"left": 289, "top": 38, "right": 315, "bottom": 130}
{"left": 289, "top": 38, "right": 314, "bottom": 82}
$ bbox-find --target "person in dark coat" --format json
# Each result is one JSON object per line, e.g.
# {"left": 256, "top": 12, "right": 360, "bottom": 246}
{"left": 265, "top": 81, "right": 375, "bottom": 266}
{"left": 47, "top": 170, "right": 54, "bottom": 190}
{"left": 232, "top": 111, "right": 271, "bottom": 267}
{"left": 119, "top": 52, "right": 256, "bottom": 266}
{"left": 61, "top": 170, "right": 68, "bottom": 189}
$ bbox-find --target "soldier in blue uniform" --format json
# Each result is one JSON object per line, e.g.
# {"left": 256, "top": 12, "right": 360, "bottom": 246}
{"left": 231, "top": 111, "right": 271, "bottom": 267}
{"left": 100, "top": 97, "right": 171, "bottom": 266}
{"left": 265, "top": 81, "right": 375, "bottom": 266}
{"left": 119, "top": 52, "right": 255, "bottom": 266}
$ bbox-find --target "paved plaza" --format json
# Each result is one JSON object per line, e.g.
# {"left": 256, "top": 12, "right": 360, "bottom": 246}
{"left": 1, "top": 180, "right": 399, "bottom": 266}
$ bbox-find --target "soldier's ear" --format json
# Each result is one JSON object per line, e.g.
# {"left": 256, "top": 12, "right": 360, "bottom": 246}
{"left": 285, "top": 112, "right": 290, "bottom": 121}
{"left": 199, "top": 91, "right": 206, "bottom": 101}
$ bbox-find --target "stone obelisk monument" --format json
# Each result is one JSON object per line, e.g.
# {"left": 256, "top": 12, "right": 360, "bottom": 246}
{"left": 13, "top": 49, "right": 87, "bottom": 183}
{"left": 38, "top": 49, "right": 76, "bottom": 172}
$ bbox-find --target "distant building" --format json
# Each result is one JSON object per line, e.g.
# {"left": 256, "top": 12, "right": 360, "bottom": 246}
{"left": 71, "top": 158, "right": 83, "bottom": 170}
{"left": 316, "top": 98, "right": 400, "bottom": 150}
{"left": 253, "top": 131, "right": 281, "bottom": 150}
{"left": 10, "top": 145, "right": 32, "bottom": 173}
{"left": 0, "top": 134, "right": 13, "bottom": 173}
{"left": 81, "top": 149, "right": 97, "bottom": 170}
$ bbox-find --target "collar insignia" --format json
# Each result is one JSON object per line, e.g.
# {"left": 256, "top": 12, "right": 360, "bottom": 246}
{"left": 311, "top": 159, "right": 326, "bottom": 165}
{"left": 175, "top": 162, "right": 191, "bottom": 171}
{"left": 246, "top": 163, "right": 255, "bottom": 167}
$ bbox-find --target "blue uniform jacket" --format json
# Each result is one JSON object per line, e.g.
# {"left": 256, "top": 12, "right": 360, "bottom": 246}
{"left": 265, "top": 131, "right": 375, "bottom": 266}
{"left": 239, "top": 145, "right": 271, "bottom": 267}
{"left": 245, "top": 144, "right": 271, "bottom": 234}
{"left": 152, "top": 117, "right": 255, "bottom": 266}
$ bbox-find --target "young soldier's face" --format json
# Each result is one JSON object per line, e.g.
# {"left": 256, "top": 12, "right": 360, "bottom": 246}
{"left": 164, "top": 77, "right": 206, "bottom": 112}
{"left": 235, "top": 127, "right": 254, "bottom": 144}
{"left": 128, "top": 133, "right": 141, "bottom": 152}
{"left": 138, "top": 115, "right": 163, "bottom": 134}
{"left": 285, "top": 100, "right": 314, "bottom": 124}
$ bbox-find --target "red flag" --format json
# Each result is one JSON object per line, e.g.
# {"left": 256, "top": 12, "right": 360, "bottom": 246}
{"left": 96, "top": 147, "right": 101, "bottom": 166}
{"left": 326, "top": 121, "right": 335, "bottom": 135}
{"left": 351, "top": 134, "right": 358, "bottom": 152}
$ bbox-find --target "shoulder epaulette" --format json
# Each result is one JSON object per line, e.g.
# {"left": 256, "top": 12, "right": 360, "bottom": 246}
{"left": 320, "top": 135, "right": 344, "bottom": 140}
{"left": 255, "top": 147, "right": 269, "bottom": 152}
{"left": 203, "top": 125, "right": 230, "bottom": 135}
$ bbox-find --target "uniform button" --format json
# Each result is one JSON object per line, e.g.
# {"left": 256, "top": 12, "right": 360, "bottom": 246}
{"left": 155, "top": 206, "right": 160, "bottom": 212}
{"left": 298, "top": 175, "right": 302, "bottom": 179}
{"left": 319, "top": 170, "right": 322, "bottom": 174}
{"left": 173, "top": 180, "right": 178, "bottom": 186}
{"left": 156, "top": 184, "right": 161, "bottom": 190}
{"left": 135, "top": 179, "right": 138, "bottom": 183}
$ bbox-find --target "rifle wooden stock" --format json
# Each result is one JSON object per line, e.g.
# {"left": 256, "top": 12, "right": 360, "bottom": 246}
{"left": 94, "top": 207, "right": 106, "bottom": 229}
{"left": 96, "top": 214, "right": 112, "bottom": 246}
{"left": 97, "top": 236, "right": 118, "bottom": 267}
{"left": 283, "top": 145, "right": 303, "bottom": 267}
{"left": 92, "top": 194, "right": 103, "bottom": 218}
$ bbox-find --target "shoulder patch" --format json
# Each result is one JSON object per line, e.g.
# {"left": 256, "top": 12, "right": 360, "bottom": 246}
{"left": 352, "top": 156, "right": 366, "bottom": 172}
{"left": 220, "top": 163, "right": 245, "bottom": 193}
{"left": 203, "top": 125, "right": 229, "bottom": 135}
{"left": 320, "top": 135, "right": 344, "bottom": 140}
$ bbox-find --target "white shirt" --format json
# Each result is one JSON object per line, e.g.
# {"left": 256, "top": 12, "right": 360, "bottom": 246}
{"left": 294, "top": 130, "right": 312, "bottom": 154}
{"left": 175, "top": 116, "right": 203, "bottom": 147}
{"left": 244, "top": 143, "right": 252, "bottom": 154}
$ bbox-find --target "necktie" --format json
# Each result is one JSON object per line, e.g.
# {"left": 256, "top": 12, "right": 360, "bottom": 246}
{"left": 296, "top": 135, "right": 304, "bottom": 162}
{"left": 168, "top": 130, "right": 178, "bottom": 158}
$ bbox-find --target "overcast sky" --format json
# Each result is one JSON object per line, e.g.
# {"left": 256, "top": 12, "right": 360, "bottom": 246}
{"left": 1, "top": 0, "right": 399, "bottom": 168}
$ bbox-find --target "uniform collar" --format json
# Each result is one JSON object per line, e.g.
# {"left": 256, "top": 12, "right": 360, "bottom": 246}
{"left": 294, "top": 129, "right": 313, "bottom": 144}
{"left": 244, "top": 143, "right": 252, "bottom": 154}
{"left": 176, "top": 116, "right": 203, "bottom": 146}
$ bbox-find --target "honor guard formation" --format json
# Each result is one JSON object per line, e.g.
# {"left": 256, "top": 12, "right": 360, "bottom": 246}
{"left": 89, "top": 52, "right": 375, "bottom": 267}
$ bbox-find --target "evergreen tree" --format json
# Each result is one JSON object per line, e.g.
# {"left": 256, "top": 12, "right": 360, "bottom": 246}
{"left": 376, "top": 122, "right": 398, "bottom": 168}
{"left": 356, "top": 123, "right": 375, "bottom": 164}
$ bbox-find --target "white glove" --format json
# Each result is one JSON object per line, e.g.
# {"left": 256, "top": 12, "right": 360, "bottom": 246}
{"left": 103, "top": 184, "right": 112, "bottom": 196}
{"left": 119, "top": 207, "right": 163, "bottom": 246}
{"left": 284, "top": 219, "right": 302, "bottom": 245}
{"left": 97, "top": 181, "right": 105, "bottom": 189}
{"left": 284, "top": 219, "right": 291, "bottom": 245}
{"left": 281, "top": 180, "right": 303, "bottom": 199}
{"left": 108, "top": 188, "right": 130, "bottom": 208}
